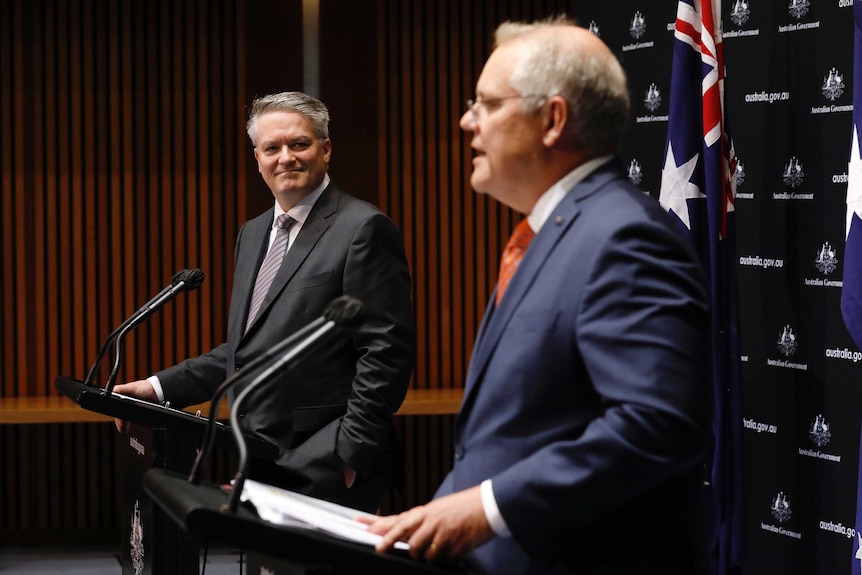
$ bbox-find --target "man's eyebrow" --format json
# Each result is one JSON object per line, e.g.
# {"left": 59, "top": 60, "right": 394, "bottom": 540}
{"left": 257, "top": 136, "right": 312, "bottom": 147}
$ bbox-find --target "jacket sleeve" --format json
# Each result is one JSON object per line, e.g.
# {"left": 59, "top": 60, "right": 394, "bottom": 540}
{"left": 335, "top": 212, "right": 415, "bottom": 475}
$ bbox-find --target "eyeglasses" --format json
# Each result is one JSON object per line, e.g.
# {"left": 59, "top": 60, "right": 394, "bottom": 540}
{"left": 465, "top": 94, "right": 546, "bottom": 125}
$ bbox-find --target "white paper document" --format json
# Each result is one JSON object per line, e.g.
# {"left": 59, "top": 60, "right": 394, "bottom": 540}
{"left": 240, "top": 479, "right": 410, "bottom": 551}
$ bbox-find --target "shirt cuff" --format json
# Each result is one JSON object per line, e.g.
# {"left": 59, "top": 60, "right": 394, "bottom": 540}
{"left": 147, "top": 375, "right": 165, "bottom": 404}
{"left": 480, "top": 479, "right": 511, "bottom": 537}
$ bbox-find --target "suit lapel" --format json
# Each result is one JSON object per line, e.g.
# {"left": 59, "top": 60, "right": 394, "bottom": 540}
{"left": 460, "top": 204, "right": 578, "bottom": 413}
{"left": 460, "top": 166, "right": 621, "bottom": 415}
{"left": 241, "top": 183, "right": 338, "bottom": 337}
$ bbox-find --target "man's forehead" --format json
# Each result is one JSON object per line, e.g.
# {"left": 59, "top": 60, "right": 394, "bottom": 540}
{"left": 476, "top": 46, "right": 518, "bottom": 94}
{"left": 256, "top": 112, "right": 315, "bottom": 140}
{"left": 258, "top": 110, "right": 311, "bottom": 127}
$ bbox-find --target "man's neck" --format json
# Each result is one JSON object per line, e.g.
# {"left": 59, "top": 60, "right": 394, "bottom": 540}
{"left": 274, "top": 174, "right": 330, "bottom": 213}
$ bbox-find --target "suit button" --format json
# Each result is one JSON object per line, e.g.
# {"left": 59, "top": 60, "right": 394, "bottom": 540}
{"left": 239, "top": 410, "right": 246, "bottom": 418}
{"left": 235, "top": 361, "right": 242, "bottom": 372}
{"left": 455, "top": 445, "right": 465, "bottom": 460}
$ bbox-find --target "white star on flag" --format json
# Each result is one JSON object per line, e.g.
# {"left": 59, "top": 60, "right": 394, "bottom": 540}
{"left": 855, "top": 533, "right": 862, "bottom": 568}
{"left": 659, "top": 143, "right": 705, "bottom": 230}
{"left": 848, "top": 126, "right": 862, "bottom": 240}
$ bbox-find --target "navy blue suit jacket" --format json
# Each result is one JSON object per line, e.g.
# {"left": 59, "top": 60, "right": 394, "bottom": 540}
{"left": 437, "top": 163, "right": 711, "bottom": 574}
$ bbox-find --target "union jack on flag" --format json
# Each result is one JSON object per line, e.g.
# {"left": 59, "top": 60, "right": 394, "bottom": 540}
{"left": 659, "top": 1, "right": 746, "bottom": 574}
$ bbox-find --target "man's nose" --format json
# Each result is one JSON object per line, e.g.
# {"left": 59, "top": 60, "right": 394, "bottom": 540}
{"left": 459, "top": 110, "right": 475, "bottom": 131}
{"left": 278, "top": 146, "right": 295, "bottom": 162}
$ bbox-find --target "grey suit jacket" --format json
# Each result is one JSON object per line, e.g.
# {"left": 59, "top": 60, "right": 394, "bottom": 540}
{"left": 157, "top": 181, "right": 414, "bottom": 511}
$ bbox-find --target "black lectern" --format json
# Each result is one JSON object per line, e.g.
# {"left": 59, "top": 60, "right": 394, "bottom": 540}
{"left": 55, "top": 376, "right": 279, "bottom": 575}
{"left": 143, "top": 468, "right": 463, "bottom": 575}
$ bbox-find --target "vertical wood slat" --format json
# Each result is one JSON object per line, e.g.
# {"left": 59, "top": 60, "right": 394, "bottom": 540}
{"left": 93, "top": 0, "right": 111, "bottom": 390}
{"left": 0, "top": 0, "right": 247, "bottom": 540}
{"left": 0, "top": 0, "right": 11, "bottom": 398}
{"left": 81, "top": 0, "right": 96, "bottom": 388}
{"left": 32, "top": 0, "right": 47, "bottom": 394}
{"left": 58, "top": 0, "right": 73, "bottom": 380}
{"left": 195, "top": 0, "right": 210, "bottom": 359}
{"left": 110, "top": 0, "right": 127, "bottom": 386}
{"left": 69, "top": 0, "right": 85, "bottom": 383}
{"left": 438, "top": 0, "right": 455, "bottom": 387}
{"left": 13, "top": 0, "right": 29, "bottom": 395}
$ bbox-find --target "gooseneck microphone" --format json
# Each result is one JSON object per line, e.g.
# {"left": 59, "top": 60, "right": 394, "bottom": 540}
{"left": 185, "top": 296, "right": 366, "bottom": 513}
{"left": 85, "top": 269, "right": 206, "bottom": 387}
{"left": 96, "top": 268, "right": 206, "bottom": 394}
{"left": 224, "top": 295, "right": 366, "bottom": 512}
{"left": 84, "top": 269, "right": 189, "bottom": 387}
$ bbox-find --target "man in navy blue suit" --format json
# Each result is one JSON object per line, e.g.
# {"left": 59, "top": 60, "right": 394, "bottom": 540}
{"left": 361, "top": 17, "right": 711, "bottom": 574}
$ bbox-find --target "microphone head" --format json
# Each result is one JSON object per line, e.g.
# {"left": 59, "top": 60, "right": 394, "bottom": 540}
{"left": 172, "top": 268, "right": 206, "bottom": 290}
{"left": 324, "top": 296, "right": 366, "bottom": 328}
{"left": 170, "top": 269, "right": 189, "bottom": 285}
{"left": 183, "top": 268, "right": 206, "bottom": 290}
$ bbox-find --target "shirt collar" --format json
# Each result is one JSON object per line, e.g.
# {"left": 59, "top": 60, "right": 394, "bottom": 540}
{"left": 527, "top": 156, "right": 614, "bottom": 233}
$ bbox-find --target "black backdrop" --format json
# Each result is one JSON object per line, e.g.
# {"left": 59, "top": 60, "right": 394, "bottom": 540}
{"left": 571, "top": 2, "right": 862, "bottom": 574}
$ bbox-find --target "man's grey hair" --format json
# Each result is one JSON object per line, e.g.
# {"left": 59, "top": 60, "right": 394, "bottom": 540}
{"left": 494, "top": 16, "right": 630, "bottom": 155}
{"left": 246, "top": 91, "right": 330, "bottom": 145}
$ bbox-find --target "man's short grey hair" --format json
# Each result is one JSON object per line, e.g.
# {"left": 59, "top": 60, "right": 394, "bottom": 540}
{"left": 494, "top": 16, "right": 630, "bottom": 155}
{"left": 246, "top": 91, "right": 330, "bottom": 145}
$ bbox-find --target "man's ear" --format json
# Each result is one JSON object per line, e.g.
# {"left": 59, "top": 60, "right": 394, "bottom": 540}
{"left": 322, "top": 138, "right": 332, "bottom": 164}
{"left": 542, "top": 95, "right": 568, "bottom": 147}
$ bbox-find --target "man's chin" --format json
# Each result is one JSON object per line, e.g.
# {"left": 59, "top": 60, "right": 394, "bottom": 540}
{"left": 469, "top": 173, "right": 490, "bottom": 194}
{"left": 273, "top": 184, "right": 315, "bottom": 204}
{"left": 276, "top": 179, "right": 309, "bottom": 193}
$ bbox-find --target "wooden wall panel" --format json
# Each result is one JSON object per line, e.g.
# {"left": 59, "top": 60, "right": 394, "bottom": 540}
{"left": 0, "top": 0, "right": 248, "bottom": 394}
{"left": 0, "top": 0, "right": 248, "bottom": 542}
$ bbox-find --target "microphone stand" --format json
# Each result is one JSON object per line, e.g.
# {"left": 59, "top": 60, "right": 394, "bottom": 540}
{"left": 102, "top": 269, "right": 205, "bottom": 394}
{"left": 186, "top": 294, "right": 366, "bottom": 507}
{"left": 83, "top": 285, "right": 174, "bottom": 387}
{"left": 103, "top": 312, "right": 152, "bottom": 395}
{"left": 186, "top": 316, "right": 326, "bottom": 484}
{"left": 223, "top": 320, "right": 337, "bottom": 513}
{"left": 104, "top": 285, "right": 189, "bottom": 394}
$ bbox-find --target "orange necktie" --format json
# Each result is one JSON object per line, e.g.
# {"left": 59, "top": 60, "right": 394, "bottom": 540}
{"left": 496, "top": 218, "right": 535, "bottom": 305}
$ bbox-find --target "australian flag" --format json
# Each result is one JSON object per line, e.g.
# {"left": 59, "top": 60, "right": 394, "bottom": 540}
{"left": 659, "top": 1, "right": 745, "bottom": 574}
{"left": 854, "top": 425, "right": 862, "bottom": 575}
{"left": 848, "top": 7, "right": 862, "bottom": 575}
{"left": 844, "top": 0, "right": 862, "bottom": 351}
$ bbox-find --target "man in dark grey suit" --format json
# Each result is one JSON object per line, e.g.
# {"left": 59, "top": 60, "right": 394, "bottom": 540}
{"left": 114, "top": 92, "right": 414, "bottom": 513}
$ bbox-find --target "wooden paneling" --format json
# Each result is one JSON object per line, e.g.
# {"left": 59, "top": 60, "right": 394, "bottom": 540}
{"left": 0, "top": 0, "right": 249, "bottom": 542}
{"left": 0, "top": 0, "right": 247, "bottom": 395}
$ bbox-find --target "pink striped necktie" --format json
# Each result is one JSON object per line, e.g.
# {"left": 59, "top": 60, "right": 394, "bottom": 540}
{"left": 245, "top": 214, "right": 295, "bottom": 332}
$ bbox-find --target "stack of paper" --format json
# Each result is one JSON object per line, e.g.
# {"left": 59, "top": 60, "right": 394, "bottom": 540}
{"left": 240, "top": 479, "right": 410, "bottom": 551}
